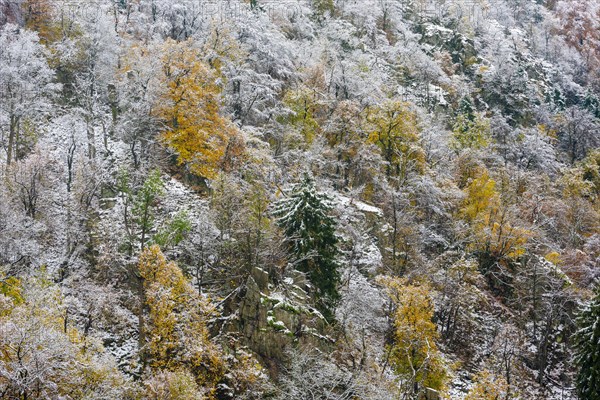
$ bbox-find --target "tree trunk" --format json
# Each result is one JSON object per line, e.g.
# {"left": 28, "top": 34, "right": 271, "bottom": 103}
{"left": 137, "top": 273, "right": 147, "bottom": 369}
{"left": 7, "top": 114, "right": 19, "bottom": 167}
{"left": 87, "top": 118, "right": 96, "bottom": 159}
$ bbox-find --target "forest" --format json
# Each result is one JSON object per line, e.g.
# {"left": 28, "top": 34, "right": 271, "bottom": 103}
{"left": 1, "top": 0, "right": 600, "bottom": 399}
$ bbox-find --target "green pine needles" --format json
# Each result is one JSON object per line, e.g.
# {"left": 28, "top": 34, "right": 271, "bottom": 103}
{"left": 574, "top": 283, "right": 600, "bottom": 400}
{"left": 273, "top": 174, "right": 340, "bottom": 321}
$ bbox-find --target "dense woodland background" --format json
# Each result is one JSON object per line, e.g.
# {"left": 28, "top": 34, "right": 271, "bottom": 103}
{"left": 1, "top": 0, "right": 600, "bottom": 399}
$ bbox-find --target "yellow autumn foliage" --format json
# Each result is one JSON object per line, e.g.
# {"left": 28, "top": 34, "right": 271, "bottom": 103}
{"left": 0, "top": 277, "right": 134, "bottom": 399}
{"left": 451, "top": 112, "right": 491, "bottom": 151}
{"left": 138, "top": 245, "right": 224, "bottom": 392}
{"left": 282, "top": 86, "right": 325, "bottom": 144}
{"left": 465, "top": 370, "right": 509, "bottom": 400}
{"left": 462, "top": 170, "right": 497, "bottom": 222}
{"left": 462, "top": 170, "right": 530, "bottom": 260}
{"left": 378, "top": 276, "right": 448, "bottom": 395}
{"left": 0, "top": 274, "right": 23, "bottom": 315}
{"left": 203, "top": 24, "right": 246, "bottom": 74}
{"left": 545, "top": 251, "right": 562, "bottom": 266}
{"left": 367, "top": 100, "right": 425, "bottom": 179}
{"left": 22, "top": 0, "right": 55, "bottom": 43}
{"left": 144, "top": 369, "right": 204, "bottom": 400}
{"left": 154, "top": 39, "right": 243, "bottom": 179}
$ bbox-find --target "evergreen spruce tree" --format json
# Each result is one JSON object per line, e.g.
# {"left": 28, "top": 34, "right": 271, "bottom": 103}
{"left": 551, "top": 87, "right": 566, "bottom": 111}
{"left": 574, "top": 283, "right": 600, "bottom": 400}
{"left": 274, "top": 174, "right": 340, "bottom": 321}
{"left": 584, "top": 90, "right": 600, "bottom": 119}
{"left": 458, "top": 96, "right": 475, "bottom": 122}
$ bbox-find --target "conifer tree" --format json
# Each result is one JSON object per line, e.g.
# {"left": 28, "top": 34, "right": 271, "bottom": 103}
{"left": 273, "top": 174, "right": 340, "bottom": 321}
{"left": 459, "top": 97, "right": 475, "bottom": 120}
{"left": 583, "top": 90, "right": 600, "bottom": 119}
{"left": 574, "top": 283, "right": 600, "bottom": 400}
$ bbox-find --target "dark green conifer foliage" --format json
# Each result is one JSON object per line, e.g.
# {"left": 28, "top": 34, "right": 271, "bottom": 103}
{"left": 459, "top": 96, "right": 475, "bottom": 121}
{"left": 584, "top": 90, "right": 600, "bottom": 119}
{"left": 274, "top": 174, "right": 340, "bottom": 321}
{"left": 574, "top": 283, "right": 600, "bottom": 400}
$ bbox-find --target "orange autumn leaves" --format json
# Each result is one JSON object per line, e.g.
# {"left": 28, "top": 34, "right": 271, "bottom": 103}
{"left": 126, "top": 39, "right": 243, "bottom": 179}
{"left": 156, "top": 39, "right": 243, "bottom": 179}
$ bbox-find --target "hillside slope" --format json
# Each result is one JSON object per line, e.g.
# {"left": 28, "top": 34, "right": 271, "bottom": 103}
{"left": 1, "top": 0, "right": 599, "bottom": 399}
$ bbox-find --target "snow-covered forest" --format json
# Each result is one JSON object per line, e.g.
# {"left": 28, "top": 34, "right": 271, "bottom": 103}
{"left": 1, "top": 0, "right": 600, "bottom": 398}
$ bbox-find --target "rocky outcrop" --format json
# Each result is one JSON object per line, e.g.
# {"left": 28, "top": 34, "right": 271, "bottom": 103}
{"left": 233, "top": 267, "right": 333, "bottom": 374}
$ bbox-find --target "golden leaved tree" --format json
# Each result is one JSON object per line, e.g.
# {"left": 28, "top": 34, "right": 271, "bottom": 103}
{"left": 379, "top": 276, "right": 448, "bottom": 397}
{"left": 281, "top": 65, "right": 329, "bottom": 146}
{"left": 465, "top": 370, "right": 510, "bottom": 400}
{"left": 451, "top": 112, "right": 491, "bottom": 151}
{"left": 462, "top": 170, "right": 529, "bottom": 261}
{"left": 460, "top": 168, "right": 531, "bottom": 295}
{"left": 137, "top": 245, "right": 270, "bottom": 398}
{"left": 154, "top": 39, "right": 244, "bottom": 179}
{"left": 22, "top": 0, "right": 56, "bottom": 43}
{"left": 367, "top": 100, "right": 425, "bottom": 181}
{"left": 138, "top": 245, "right": 224, "bottom": 395}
